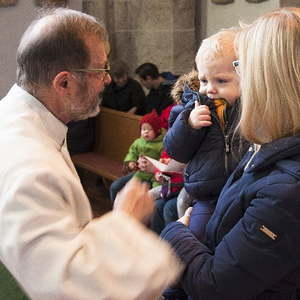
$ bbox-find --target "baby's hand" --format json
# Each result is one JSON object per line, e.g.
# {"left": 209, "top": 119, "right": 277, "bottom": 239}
{"left": 188, "top": 101, "right": 212, "bottom": 129}
{"left": 138, "top": 156, "right": 155, "bottom": 173}
{"left": 154, "top": 171, "right": 164, "bottom": 182}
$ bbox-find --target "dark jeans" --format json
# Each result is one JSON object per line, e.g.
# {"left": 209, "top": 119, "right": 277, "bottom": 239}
{"left": 109, "top": 173, "right": 134, "bottom": 203}
{"left": 163, "top": 201, "right": 215, "bottom": 300}
{"left": 151, "top": 197, "right": 178, "bottom": 234}
{"left": 188, "top": 200, "right": 215, "bottom": 241}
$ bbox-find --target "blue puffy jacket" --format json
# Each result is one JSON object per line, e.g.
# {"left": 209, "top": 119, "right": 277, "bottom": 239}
{"left": 164, "top": 85, "right": 249, "bottom": 201}
{"left": 162, "top": 134, "right": 300, "bottom": 299}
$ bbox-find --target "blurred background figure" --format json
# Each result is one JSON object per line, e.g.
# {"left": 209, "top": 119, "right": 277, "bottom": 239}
{"left": 102, "top": 60, "right": 146, "bottom": 115}
{"left": 67, "top": 117, "right": 96, "bottom": 156}
{"left": 135, "top": 62, "right": 179, "bottom": 129}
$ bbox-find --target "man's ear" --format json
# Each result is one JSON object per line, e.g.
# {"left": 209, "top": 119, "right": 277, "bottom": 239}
{"left": 52, "top": 71, "right": 72, "bottom": 95}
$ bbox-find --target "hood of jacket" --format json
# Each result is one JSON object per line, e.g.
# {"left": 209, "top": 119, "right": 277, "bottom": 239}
{"left": 171, "top": 70, "right": 200, "bottom": 104}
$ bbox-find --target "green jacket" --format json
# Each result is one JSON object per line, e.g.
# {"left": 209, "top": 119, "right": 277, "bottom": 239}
{"left": 124, "top": 133, "right": 164, "bottom": 187}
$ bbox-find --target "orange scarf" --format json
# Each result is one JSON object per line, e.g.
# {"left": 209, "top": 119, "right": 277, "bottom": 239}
{"left": 213, "top": 99, "right": 227, "bottom": 131}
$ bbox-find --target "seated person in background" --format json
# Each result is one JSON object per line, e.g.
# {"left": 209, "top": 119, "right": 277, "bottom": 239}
{"left": 102, "top": 60, "right": 146, "bottom": 114}
{"left": 109, "top": 110, "right": 164, "bottom": 202}
{"left": 135, "top": 62, "right": 175, "bottom": 118}
{"left": 161, "top": 71, "right": 179, "bottom": 81}
{"left": 67, "top": 117, "right": 96, "bottom": 156}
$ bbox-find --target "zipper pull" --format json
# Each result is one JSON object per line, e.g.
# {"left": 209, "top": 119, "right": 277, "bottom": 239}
{"left": 224, "top": 134, "right": 230, "bottom": 153}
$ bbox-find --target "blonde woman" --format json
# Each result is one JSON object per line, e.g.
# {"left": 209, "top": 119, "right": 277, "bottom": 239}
{"left": 161, "top": 7, "right": 300, "bottom": 300}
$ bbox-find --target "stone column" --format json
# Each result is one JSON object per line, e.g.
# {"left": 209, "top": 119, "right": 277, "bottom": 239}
{"left": 83, "top": 0, "right": 196, "bottom": 76}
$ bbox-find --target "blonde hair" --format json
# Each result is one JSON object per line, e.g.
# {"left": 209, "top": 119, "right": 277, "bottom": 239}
{"left": 196, "top": 27, "right": 240, "bottom": 63}
{"left": 237, "top": 7, "right": 300, "bottom": 144}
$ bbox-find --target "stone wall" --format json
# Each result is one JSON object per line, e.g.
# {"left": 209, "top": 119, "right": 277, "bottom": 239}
{"left": 83, "top": 0, "right": 196, "bottom": 77}
{"left": 1, "top": 0, "right": 298, "bottom": 98}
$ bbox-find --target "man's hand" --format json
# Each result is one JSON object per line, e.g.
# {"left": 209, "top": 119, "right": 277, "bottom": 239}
{"left": 177, "top": 207, "right": 193, "bottom": 226}
{"left": 114, "top": 178, "right": 154, "bottom": 224}
{"left": 188, "top": 101, "right": 212, "bottom": 129}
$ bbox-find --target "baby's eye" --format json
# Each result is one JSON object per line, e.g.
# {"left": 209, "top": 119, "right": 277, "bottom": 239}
{"left": 200, "top": 79, "right": 207, "bottom": 84}
{"left": 217, "top": 79, "right": 228, "bottom": 84}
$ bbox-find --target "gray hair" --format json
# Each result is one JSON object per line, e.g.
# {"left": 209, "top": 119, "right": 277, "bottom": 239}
{"left": 16, "top": 8, "right": 108, "bottom": 91}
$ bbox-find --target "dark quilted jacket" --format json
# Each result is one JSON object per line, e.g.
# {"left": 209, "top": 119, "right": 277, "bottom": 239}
{"left": 164, "top": 85, "right": 249, "bottom": 201}
{"left": 161, "top": 135, "right": 300, "bottom": 299}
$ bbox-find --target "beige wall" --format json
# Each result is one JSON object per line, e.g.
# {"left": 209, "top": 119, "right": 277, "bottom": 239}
{"left": 206, "top": 0, "right": 280, "bottom": 36}
{"left": 0, "top": 0, "right": 82, "bottom": 98}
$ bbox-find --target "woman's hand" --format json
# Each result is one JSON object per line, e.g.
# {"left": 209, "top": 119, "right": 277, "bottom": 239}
{"left": 177, "top": 207, "right": 193, "bottom": 227}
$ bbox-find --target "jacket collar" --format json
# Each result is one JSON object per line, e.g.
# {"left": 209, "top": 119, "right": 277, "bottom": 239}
{"left": 246, "top": 134, "right": 300, "bottom": 173}
{"left": 6, "top": 84, "right": 67, "bottom": 149}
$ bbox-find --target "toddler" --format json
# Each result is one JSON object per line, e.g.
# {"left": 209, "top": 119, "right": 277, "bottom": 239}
{"left": 164, "top": 27, "right": 250, "bottom": 240}
{"left": 109, "top": 110, "right": 164, "bottom": 201}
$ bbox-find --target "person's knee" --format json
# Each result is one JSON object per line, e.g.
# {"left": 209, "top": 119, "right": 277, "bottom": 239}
{"left": 163, "top": 198, "right": 178, "bottom": 224}
{"left": 110, "top": 174, "right": 133, "bottom": 201}
{"left": 150, "top": 198, "right": 166, "bottom": 234}
{"left": 109, "top": 180, "right": 119, "bottom": 201}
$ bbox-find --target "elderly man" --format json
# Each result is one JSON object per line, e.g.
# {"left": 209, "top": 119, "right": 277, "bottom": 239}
{"left": 0, "top": 8, "right": 181, "bottom": 300}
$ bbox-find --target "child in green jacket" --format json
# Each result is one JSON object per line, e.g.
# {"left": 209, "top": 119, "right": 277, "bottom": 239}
{"left": 109, "top": 110, "right": 164, "bottom": 201}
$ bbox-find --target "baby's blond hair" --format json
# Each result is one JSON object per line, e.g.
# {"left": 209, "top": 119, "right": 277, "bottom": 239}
{"left": 196, "top": 27, "right": 240, "bottom": 63}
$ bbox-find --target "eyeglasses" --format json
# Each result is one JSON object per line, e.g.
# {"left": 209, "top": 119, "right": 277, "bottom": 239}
{"left": 71, "top": 62, "right": 110, "bottom": 74}
{"left": 232, "top": 60, "right": 240, "bottom": 75}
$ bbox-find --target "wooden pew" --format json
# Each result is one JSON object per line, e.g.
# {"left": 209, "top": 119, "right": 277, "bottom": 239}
{"left": 71, "top": 107, "right": 141, "bottom": 186}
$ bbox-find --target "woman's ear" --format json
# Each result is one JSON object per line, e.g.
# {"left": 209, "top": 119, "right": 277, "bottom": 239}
{"left": 52, "top": 71, "right": 72, "bottom": 95}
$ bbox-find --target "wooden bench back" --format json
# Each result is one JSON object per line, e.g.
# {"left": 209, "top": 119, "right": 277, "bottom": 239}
{"left": 94, "top": 107, "right": 141, "bottom": 162}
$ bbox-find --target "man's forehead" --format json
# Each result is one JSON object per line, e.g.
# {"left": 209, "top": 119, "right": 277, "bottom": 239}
{"left": 85, "top": 35, "right": 110, "bottom": 65}
{"left": 84, "top": 34, "right": 109, "bottom": 53}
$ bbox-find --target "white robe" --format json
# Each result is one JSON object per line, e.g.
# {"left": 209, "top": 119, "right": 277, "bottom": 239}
{"left": 0, "top": 84, "right": 182, "bottom": 300}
